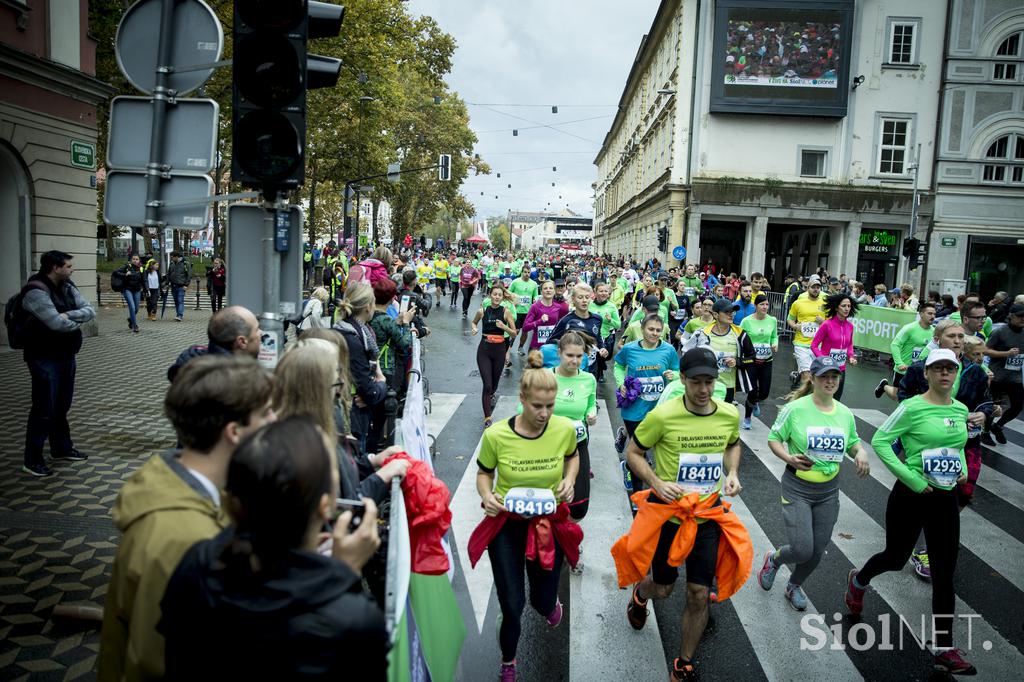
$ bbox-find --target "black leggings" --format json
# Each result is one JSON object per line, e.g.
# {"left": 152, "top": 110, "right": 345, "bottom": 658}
{"left": 857, "top": 481, "right": 959, "bottom": 649}
{"left": 488, "top": 518, "right": 564, "bottom": 661}
{"left": 450, "top": 283, "right": 459, "bottom": 306}
{"left": 477, "top": 340, "right": 505, "bottom": 418}
{"left": 992, "top": 380, "right": 1024, "bottom": 427}
{"left": 623, "top": 419, "right": 649, "bottom": 494}
{"left": 834, "top": 370, "right": 847, "bottom": 402}
{"left": 745, "top": 361, "right": 773, "bottom": 419}
{"left": 461, "top": 285, "right": 476, "bottom": 314}
{"left": 568, "top": 438, "right": 590, "bottom": 520}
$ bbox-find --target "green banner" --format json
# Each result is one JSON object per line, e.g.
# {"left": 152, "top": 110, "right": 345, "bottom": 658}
{"left": 851, "top": 305, "right": 918, "bottom": 353}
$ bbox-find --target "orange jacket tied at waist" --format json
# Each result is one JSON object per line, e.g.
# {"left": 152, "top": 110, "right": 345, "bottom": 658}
{"left": 611, "top": 490, "right": 753, "bottom": 601}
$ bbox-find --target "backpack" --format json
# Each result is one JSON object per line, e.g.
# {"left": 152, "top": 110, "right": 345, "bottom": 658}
{"left": 110, "top": 268, "right": 126, "bottom": 292}
{"left": 4, "top": 281, "right": 48, "bottom": 349}
{"left": 347, "top": 259, "right": 389, "bottom": 287}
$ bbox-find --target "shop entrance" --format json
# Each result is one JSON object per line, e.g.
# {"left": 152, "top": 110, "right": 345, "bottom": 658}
{"left": 699, "top": 220, "right": 746, "bottom": 276}
{"left": 967, "top": 236, "right": 1024, "bottom": 300}
{"left": 856, "top": 227, "right": 900, "bottom": 292}
{"left": 763, "top": 224, "right": 832, "bottom": 289}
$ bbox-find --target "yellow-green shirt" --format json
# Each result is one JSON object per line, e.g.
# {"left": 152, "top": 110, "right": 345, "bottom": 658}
{"left": 478, "top": 415, "right": 577, "bottom": 498}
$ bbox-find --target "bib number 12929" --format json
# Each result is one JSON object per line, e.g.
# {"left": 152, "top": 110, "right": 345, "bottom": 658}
{"left": 921, "top": 448, "right": 962, "bottom": 488}
{"left": 503, "top": 487, "right": 556, "bottom": 518}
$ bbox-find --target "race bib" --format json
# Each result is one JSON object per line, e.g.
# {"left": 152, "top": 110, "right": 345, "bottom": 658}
{"left": 587, "top": 347, "right": 598, "bottom": 366}
{"left": 518, "top": 295, "right": 531, "bottom": 307}
{"left": 676, "top": 453, "right": 724, "bottom": 495}
{"left": 805, "top": 426, "right": 846, "bottom": 463}
{"left": 911, "top": 347, "right": 923, "bottom": 361}
{"left": 537, "top": 325, "right": 555, "bottom": 343}
{"left": 573, "top": 420, "right": 587, "bottom": 443}
{"left": 638, "top": 375, "right": 665, "bottom": 401}
{"left": 717, "top": 352, "right": 735, "bottom": 371}
{"left": 685, "top": 287, "right": 696, "bottom": 298}
{"left": 921, "top": 448, "right": 962, "bottom": 488}
{"left": 800, "top": 322, "right": 819, "bottom": 338}
{"left": 1006, "top": 355, "right": 1023, "bottom": 371}
{"left": 829, "top": 349, "right": 848, "bottom": 366}
{"left": 503, "top": 487, "right": 557, "bottom": 518}
{"left": 672, "top": 309, "right": 687, "bottom": 320}
{"left": 753, "top": 343, "right": 773, "bottom": 360}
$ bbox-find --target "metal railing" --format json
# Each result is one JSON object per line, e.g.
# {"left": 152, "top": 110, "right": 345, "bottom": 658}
{"left": 96, "top": 273, "right": 226, "bottom": 311}
{"left": 764, "top": 290, "right": 793, "bottom": 338}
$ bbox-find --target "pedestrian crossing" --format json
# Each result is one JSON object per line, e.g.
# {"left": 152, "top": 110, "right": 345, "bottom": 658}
{"left": 428, "top": 394, "right": 1024, "bottom": 681}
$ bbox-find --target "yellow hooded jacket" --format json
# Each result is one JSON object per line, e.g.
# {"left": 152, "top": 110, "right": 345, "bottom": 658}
{"left": 98, "top": 452, "right": 228, "bottom": 681}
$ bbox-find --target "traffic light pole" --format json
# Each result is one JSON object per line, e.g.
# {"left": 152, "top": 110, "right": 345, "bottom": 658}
{"left": 145, "top": 0, "right": 176, "bottom": 271}
{"left": 260, "top": 197, "right": 284, "bottom": 369}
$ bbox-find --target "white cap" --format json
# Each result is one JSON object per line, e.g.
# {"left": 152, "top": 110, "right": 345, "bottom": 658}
{"left": 925, "top": 348, "right": 960, "bottom": 368}
{"left": 807, "top": 274, "right": 821, "bottom": 284}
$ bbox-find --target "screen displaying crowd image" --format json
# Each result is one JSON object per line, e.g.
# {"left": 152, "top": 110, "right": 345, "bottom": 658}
{"left": 723, "top": 18, "right": 841, "bottom": 88}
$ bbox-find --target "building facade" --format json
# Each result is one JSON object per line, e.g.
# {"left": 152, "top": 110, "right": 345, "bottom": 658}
{"left": 1, "top": 0, "right": 112, "bottom": 343}
{"left": 507, "top": 210, "right": 554, "bottom": 249}
{"left": 594, "top": 0, "right": 953, "bottom": 293}
{"left": 926, "top": 0, "right": 1024, "bottom": 299}
{"left": 520, "top": 214, "right": 594, "bottom": 252}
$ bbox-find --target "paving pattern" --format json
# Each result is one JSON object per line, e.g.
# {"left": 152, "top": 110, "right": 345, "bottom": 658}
{"left": 0, "top": 304, "right": 214, "bottom": 681}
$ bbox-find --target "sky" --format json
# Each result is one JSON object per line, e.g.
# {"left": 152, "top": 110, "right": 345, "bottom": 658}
{"left": 407, "top": 0, "right": 662, "bottom": 221}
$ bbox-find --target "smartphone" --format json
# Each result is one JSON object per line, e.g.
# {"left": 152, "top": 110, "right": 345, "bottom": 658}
{"left": 335, "top": 498, "right": 366, "bottom": 531}
{"left": 400, "top": 295, "right": 411, "bottom": 315}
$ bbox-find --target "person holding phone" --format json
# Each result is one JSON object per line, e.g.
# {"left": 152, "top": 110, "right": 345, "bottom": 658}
{"left": 159, "top": 417, "right": 387, "bottom": 680}
{"left": 469, "top": 360, "right": 581, "bottom": 682}
{"left": 759, "top": 356, "right": 868, "bottom": 611}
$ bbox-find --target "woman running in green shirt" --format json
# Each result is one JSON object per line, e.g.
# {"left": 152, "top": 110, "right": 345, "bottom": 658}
{"left": 759, "top": 355, "right": 869, "bottom": 610}
{"left": 739, "top": 293, "right": 778, "bottom": 429}
{"left": 679, "top": 298, "right": 714, "bottom": 345}
{"left": 845, "top": 348, "right": 975, "bottom": 676}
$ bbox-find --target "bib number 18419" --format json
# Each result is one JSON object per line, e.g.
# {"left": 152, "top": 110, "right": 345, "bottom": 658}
{"left": 503, "top": 487, "right": 557, "bottom": 518}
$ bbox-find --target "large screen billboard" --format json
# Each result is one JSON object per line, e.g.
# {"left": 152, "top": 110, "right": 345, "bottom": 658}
{"left": 710, "top": 0, "right": 854, "bottom": 118}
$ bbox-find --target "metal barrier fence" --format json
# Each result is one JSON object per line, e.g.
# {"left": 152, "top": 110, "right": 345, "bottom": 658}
{"left": 96, "top": 273, "right": 224, "bottom": 311}
{"left": 764, "top": 290, "right": 793, "bottom": 338}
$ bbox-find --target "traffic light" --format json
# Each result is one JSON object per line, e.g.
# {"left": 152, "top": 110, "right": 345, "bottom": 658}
{"left": 657, "top": 226, "right": 668, "bottom": 252}
{"left": 438, "top": 154, "right": 451, "bottom": 181}
{"left": 903, "top": 237, "right": 921, "bottom": 270}
{"left": 232, "top": 1, "right": 344, "bottom": 198}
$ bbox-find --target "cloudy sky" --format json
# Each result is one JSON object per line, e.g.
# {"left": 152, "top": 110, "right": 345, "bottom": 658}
{"left": 407, "top": 0, "right": 661, "bottom": 220}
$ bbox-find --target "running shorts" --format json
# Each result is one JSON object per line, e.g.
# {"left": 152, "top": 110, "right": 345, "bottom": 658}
{"left": 793, "top": 345, "right": 815, "bottom": 373}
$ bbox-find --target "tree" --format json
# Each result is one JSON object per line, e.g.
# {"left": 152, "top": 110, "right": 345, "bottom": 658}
{"left": 490, "top": 223, "right": 510, "bottom": 251}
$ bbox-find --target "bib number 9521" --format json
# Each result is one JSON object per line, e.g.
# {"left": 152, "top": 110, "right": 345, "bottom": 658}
{"left": 503, "top": 487, "right": 557, "bottom": 517}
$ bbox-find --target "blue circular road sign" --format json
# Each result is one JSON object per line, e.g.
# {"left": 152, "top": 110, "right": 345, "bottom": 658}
{"left": 672, "top": 246, "right": 687, "bottom": 260}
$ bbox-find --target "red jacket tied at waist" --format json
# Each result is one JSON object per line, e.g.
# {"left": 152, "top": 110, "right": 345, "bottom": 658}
{"left": 611, "top": 490, "right": 753, "bottom": 602}
{"left": 383, "top": 452, "right": 452, "bottom": 575}
{"left": 467, "top": 503, "right": 583, "bottom": 570}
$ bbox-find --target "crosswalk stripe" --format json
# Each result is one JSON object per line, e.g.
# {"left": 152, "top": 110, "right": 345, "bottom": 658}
{"left": 449, "top": 396, "right": 519, "bottom": 632}
{"left": 851, "top": 408, "right": 1024, "bottom": 515}
{"left": 570, "top": 406, "right": 667, "bottom": 682}
{"left": 985, "top": 420, "right": 1024, "bottom": 466}
{"left": 424, "top": 393, "right": 466, "bottom": 441}
{"left": 740, "top": 418, "right": 1024, "bottom": 676}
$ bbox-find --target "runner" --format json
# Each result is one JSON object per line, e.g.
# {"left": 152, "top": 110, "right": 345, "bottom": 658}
{"left": 521, "top": 280, "right": 569, "bottom": 351}
{"left": 471, "top": 284, "right": 518, "bottom": 427}
{"left": 433, "top": 251, "right": 449, "bottom": 304}
{"left": 447, "top": 258, "right": 461, "bottom": 309}
{"left": 679, "top": 264, "right": 703, "bottom": 300}
{"left": 459, "top": 259, "right": 481, "bottom": 318}
{"left": 469, "top": 357, "right": 581, "bottom": 682}
{"left": 678, "top": 298, "right": 714, "bottom": 346}
{"left": 887, "top": 301, "right": 936, "bottom": 390}
{"left": 787, "top": 275, "right": 826, "bottom": 385}
{"left": 546, "top": 282, "right": 608, "bottom": 375}
{"left": 739, "top": 293, "right": 778, "bottom": 429}
{"left": 984, "top": 302, "right": 1024, "bottom": 445}
{"left": 844, "top": 348, "right": 975, "bottom": 676}
{"left": 759, "top": 356, "right": 870, "bottom": 610}
{"left": 510, "top": 266, "right": 539, "bottom": 355}
{"left": 589, "top": 281, "right": 622, "bottom": 384}
{"left": 682, "top": 298, "right": 756, "bottom": 405}
{"left": 809, "top": 293, "right": 858, "bottom": 401}
{"left": 611, "top": 347, "right": 751, "bottom": 682}
{"left": 618, "top": 295, "right": 671, "bottom": 348}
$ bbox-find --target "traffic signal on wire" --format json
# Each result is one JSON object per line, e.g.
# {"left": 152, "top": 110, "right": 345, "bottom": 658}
{"left": 231, "top": 1, "right": 344, "bottom": 197}
{"left": 657, "top": 226, "right": 668, "bottom": 252}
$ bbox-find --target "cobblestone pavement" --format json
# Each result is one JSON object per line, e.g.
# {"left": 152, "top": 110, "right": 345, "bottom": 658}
{"left": 0, "top": 304, "right": 214, "bottom": 681}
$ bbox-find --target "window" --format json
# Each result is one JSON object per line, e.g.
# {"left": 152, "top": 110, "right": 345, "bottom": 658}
{"left": 993, "top": 33, "right": 1021, "bottom": 81}
{"left": 800, "top": 150, "right": 827, "bottom": 177}
{"left": 982, "top": 134, "right": 1024, "bottom": 185}
{"left": 878, "top": 118, "right": 910, "bottom": 175}
{"left": 889, "top": 22, "right": 917, "bottom": 64}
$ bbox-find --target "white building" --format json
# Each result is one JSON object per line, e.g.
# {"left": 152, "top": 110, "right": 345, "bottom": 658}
{"left": 520, "top": 214, "right": 593, "bottom": 253}
{"left": 507, "top": 210, "right": 554, "bottom": 248}
{"left": 594, "top": 0, "right": 952, "bottom": 293}
{"left": 926, "top": 0, "right": 1024, "bottom": 299}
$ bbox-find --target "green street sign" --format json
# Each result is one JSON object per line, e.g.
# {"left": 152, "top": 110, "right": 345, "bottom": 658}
{"left": 940, "top": 236, "right": 957, "bottom": 248}
{"left": 70, "top": 139, "right": 95, "bottom": 169}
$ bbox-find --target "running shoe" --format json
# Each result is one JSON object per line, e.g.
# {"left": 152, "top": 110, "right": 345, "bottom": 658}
{"left": 614, "top": 426, "right": 627, "bottom": 454}
{"left": 910, "top": 550, "right": 931, "bottom": 582}
{"left": 933, "top": 648, "right": 977, "bottom": 676}
{"left": 785, "top": 583, "right": 808, "bottom": 611}
{"left": 741, "top": 417, "right": 752, "bottom": 430}
{"left": 844, "top": 569, "right": 865, "bottom": 615}
{"left": 51, "top": 449, "right": 87, "bottom": 462}
{"left": 620, "top": 460, "right": 633, "bottom": 493}
{"left": 991, "top": 423, "right": 1007, "bottom": 445}
{"left": 22, "top": 463, "right": 55, "bottom": 478}
{"left": 546, "top": 598, "right": 563, "bottom": 628}
{"left": 981, "top": 432, "right": 997, "bottom": 447}
{"left": 484, "top": 417, "right": 493, "bottom": 428}
{"left": 874, "top": 378, "right": 889, "bottom": 399}
{"left": 518, "top": 348, "right": 525, "bottom": 356}
{"left": 499, "top": 660, "right": 517, "bottom": 682}
{"left": 670, "top": 658, "right": 697, "bottom": 681}
{"left": 752, "top": 403, "right": 761, "bottom": 418}
{"left": 789, "top": 370, "right": 800, "bottom": 389}
{"left": 757, "top": 550, "right": 777, "bottom": 591}
{"left": 626, "top": 586, "right": 648, "bottom": 630}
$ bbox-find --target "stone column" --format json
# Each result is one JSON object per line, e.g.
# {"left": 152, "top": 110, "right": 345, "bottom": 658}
{"left": 839, "top": 222, "right": 861, "bottom": 281}
{"left": 685, "top": 211, "right": 702, "bottom": 268}
{"left": 747, "top": 216, "right": 769, "bottom": 276}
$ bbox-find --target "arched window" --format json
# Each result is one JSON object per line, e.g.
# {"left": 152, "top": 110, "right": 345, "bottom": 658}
{"left": 982, "top": 134, "right": 1024, "bottom": 184}
{"left": 994, "top": 32, "right": 1021, "bottom": 81}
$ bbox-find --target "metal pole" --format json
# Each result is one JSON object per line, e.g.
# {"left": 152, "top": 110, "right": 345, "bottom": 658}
{"left": 146, "top": 0, "right": 176, "bottom": 272}
{"left": 908, "top": 143, "right": 921, "bottom": 239}
{"left": 259, "top": 201, "right": 283, "bottom": 369}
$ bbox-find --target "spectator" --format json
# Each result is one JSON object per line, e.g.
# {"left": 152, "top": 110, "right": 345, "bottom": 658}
{"left": 988, "top": 291, "right": 1010, "bottom": 325}
{"left": 144, "top": 259, "right": 162, "bottom": 322}
{"left": 17, "top": 250, "right": 95, "bottom": 477}
{"left": 303, "top": 243, "right": 315, "bottom": 288}
{"left": 166, "top": 251, "right": 192, "bottom": 322}
{"left": 116, "top": 254, "right": 145, "bottom": 333}
{"left": 936, "top": 294, "right": 957, "bottom": 319}
{"left": 332, "top": 283, "right": 387, "bottom": 451}
{"left": 158, "top": 417, "right": 389, "bottom": 681}
{"left": 851, "top": 281, "right": 870, "bottom": 305}
{"left": 209, "top": 257, "right": 226, "bottom": 313}
{"left": 98, "top": 355, "right": 275, "bottom": 681}
{"left": 369, "top": 278, "right": 415, "bottom": 448}
{"left": 167, "top": 306, "right": 261, "bottom": 381}
{"left": 872, "top": 284, "right": 889, "bottom": 307}
{"left": 298, "top": 287, "right": 331, "bottom": 334}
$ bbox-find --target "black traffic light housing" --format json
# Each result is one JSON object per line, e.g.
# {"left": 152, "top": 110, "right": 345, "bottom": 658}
{"left": 903, "top": 237, "right": 922, "bottom": 270}
{"left": 232, "top": 1, "right": 344, "bottom": 198}
{"left": 657, "top": 226, "right": 668, "bottom": 252}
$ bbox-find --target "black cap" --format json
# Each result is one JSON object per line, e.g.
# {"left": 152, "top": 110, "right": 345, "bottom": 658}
{"left": 712, "top": 298, "right": 739, "bottom": 314}
{"left": 753, "top": 293, "right": 768, "bottom": 305}
{"left": 554, "top": 278, "right": 566, "bottom": 286}
{"left": 642, "top": 295, "right": 661, "bottom": 311}
{"left": 680, "top": 348, "right": 719, "bottom": 378}
{"left": 1010, "top": 303, "right": 1024, "bottom": 316}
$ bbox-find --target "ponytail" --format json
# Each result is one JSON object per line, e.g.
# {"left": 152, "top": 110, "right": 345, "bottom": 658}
{"left": 784, "top": 377, "right": 814, "bottom": 402}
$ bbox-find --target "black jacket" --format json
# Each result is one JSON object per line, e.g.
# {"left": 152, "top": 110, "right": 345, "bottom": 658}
{"left": 159, "top": 527, "right": 387, "bottom": 681}
{"left": 332, "top": 321, "right": 386, "bottom": 440}
{"left": 166, "top": 259, "right": 191, "bottom": 287}
{"left": 116, "top": 262, "right": 145, "bottom": 292}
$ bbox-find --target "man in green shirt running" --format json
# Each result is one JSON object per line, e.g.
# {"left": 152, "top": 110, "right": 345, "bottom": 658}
{"left": 890, "top": 301, "right": 935, "bottom": 382}
{"left": 679, "top": 264, "right": 703, "bottom": 299}
{"left": 510, "top": 267, "right": 539, "bottom": 354}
